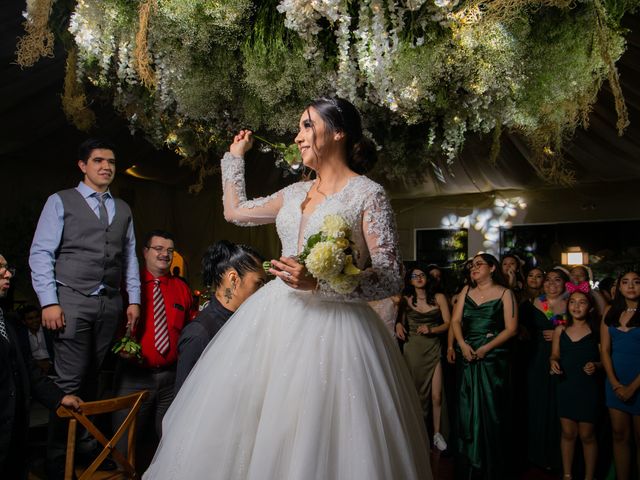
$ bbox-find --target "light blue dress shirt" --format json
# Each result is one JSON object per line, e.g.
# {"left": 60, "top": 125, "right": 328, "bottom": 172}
{"left": 29, "top": 182, "right": 141, "bottom": 306}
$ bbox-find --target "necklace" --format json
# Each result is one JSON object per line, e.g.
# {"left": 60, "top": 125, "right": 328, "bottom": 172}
{"left": 626, "top": 308, "right": 637, "bottom": 312}
{"left": 539, "top": 294, "right": 567, "bottom": 327}
{"left": 314, "top": 182, "right": 327, "bottom": 198}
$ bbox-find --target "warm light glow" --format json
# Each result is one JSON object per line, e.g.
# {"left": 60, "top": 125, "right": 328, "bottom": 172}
{"left": 561, "top": 246, "right": 588, "bottom": 265}
{"left": 567, "top": 252, "right": 583, "bottom": 264}
{"left": 124, "top": 165, "right": 157, "bottom": 180}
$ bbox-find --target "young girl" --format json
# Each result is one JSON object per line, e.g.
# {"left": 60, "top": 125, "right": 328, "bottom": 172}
{"left": 550, "top": 291, "right": 600, "bottom": 480}
{"left": 501, "top": 254, "right": 525, "bottom": 293}
{"left": 522, "top": 266, "right": 545, "bottom": 304}
{"left": 601, "top": 270, "right": 640, "bottom": 480}
{"left": 568, "top": 265, "right": 607, "bottom": 318}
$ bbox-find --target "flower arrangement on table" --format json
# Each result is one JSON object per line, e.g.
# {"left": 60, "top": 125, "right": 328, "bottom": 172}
{"left": 265, "top": 214, "right": 362, "bottom": 294}
{"left": 539, "top": 294, "right": 568, "bottom": 327}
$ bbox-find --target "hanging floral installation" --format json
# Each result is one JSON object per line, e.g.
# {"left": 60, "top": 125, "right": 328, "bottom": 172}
{"left": 16, "top": 0, "right": 639, "bottom": 190}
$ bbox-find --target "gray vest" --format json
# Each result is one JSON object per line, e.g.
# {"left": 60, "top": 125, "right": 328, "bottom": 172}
{"left": 54, "top": 188, "right": 132, "bottom": 295}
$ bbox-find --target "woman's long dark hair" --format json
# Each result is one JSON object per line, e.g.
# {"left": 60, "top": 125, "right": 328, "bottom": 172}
{"left": 202, "top": 240, "right": 264, "bottom": 290}
{"left": 470, "top": 253, "right": 509, "bottom": 288}
{"left": 604, "top": 270, "right": 640, "bottom": 328}
{"left": 403, "top": 265, "right": 439, "bottom": 307}
{"left": 307, "top": 97, "right": 378, "bottom": 174}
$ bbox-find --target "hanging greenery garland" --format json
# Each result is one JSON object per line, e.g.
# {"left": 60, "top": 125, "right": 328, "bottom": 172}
{"left": 17, "top": 0, "right": 639, "bottom": 189}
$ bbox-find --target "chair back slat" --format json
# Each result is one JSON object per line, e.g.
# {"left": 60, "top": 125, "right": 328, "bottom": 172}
{"left": 56, "top": 391, "right": 147, "bottom": 417}
{"left": 57, "top": 390, "right": 149, "bottom": 480}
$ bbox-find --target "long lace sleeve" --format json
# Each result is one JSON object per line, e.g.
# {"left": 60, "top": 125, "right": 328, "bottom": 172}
{"left": 221, "top": 152, "right": 283, "bottom": 226}
{"left": 317, "top": 185, "right": 403, "bottom": 302}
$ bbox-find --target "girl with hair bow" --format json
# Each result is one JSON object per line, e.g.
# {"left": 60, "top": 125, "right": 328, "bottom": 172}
{"left": 568, "top": 265, "right": 607, "bottom": 318}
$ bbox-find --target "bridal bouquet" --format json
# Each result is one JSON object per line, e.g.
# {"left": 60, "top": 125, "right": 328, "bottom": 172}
{"left": 112, "top": 327, "right": 142, "bottom": 361}
{"left": 299, "top": 214, "right": 362, "bottom": 294}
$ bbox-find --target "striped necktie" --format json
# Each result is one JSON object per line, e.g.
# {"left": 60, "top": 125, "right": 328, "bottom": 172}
{"left": 153, "top": 279, "right": 170, "bottom": 355}
{"left": 0, "top": 308, "right": 9, "bottom": 342}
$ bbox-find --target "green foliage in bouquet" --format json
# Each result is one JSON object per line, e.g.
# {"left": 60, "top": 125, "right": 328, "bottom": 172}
{"left": 112, "top": 334, "right": 142, "bottom": 360}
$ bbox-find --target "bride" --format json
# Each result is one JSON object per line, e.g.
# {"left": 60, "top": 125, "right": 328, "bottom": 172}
{"left": 143, "top": 97, "right": 431, "bottom": 479}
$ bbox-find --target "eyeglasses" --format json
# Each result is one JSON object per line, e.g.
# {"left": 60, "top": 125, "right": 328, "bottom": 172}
{"left": 467, "top": 261, "right": 488, "bottom": 270}
{"left": 147, "top": 246, "right": 175, "bottom": 255}
{"left": 0, "top": 264, "right": 16, "bottom": 276}
{"left": 410, "top": 272, "right": 426, "bottom": 279}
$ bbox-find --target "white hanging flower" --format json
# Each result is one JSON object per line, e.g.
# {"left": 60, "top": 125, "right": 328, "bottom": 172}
{"left": 441, "top": 213, "right": 459, "bottom": 229}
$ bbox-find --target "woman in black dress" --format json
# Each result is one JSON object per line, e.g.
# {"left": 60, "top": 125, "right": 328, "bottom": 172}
{"left": 550, "top": 290, "right": 600, "bottom": 480}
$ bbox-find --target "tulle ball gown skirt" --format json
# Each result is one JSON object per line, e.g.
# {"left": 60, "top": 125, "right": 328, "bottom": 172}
{"left": 143, "top": 280, "right": 432, "bottom": 480}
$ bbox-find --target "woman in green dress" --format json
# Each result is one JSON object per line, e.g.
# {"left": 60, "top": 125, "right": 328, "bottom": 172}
{"left": 525, "top": 268, "right": 569, "bottom": 470}
{"left": 396, "top": 266, "right": 451, "bottom": 453}
{"left": 451, "top": 253, "right": 518, "bottom": 479}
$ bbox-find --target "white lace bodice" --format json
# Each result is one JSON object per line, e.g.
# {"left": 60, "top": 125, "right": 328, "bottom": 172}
{"left": 221, "top": 152, "right": 403, "bottom": 302}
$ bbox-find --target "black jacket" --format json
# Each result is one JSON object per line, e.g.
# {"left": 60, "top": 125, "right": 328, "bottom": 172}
{"left": 174, "top": 298, "right": 233, "bottom": 395}
{"left": 1, "top": 314, "right": 65, "bottom": 477}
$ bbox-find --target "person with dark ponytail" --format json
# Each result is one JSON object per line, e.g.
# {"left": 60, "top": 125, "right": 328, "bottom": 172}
{"left": 601, "top": 270, "right": 640, "bottom": 480}
{"left": 174, "top": 241, "right": 265, "bottom": 394}
{"left": 144, "top": 97, "right": 432, "bottom": 480}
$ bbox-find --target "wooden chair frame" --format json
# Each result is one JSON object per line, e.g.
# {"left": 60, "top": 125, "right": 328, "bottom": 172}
{"left": 56, "top": 390, "right": 149, "bottom": 480}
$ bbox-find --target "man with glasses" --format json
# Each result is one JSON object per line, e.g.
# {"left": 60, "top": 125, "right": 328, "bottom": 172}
{"left": 1, "top": 255, "right": 82, "bottom": 480}
{"left": 113, "top": 230, "right": 194, "bottom": 466}
{"left": 28, "top": 138, "right": 141, "bottom": 478}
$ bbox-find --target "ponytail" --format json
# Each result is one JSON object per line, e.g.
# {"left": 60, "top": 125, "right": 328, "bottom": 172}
{"left": 202, "top": 240, "right": 264, "bottom": 289}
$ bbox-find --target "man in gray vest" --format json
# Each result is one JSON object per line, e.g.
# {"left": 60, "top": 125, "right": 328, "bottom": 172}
{"left": 29, "top": 138, "right": 141, "bottom": 477}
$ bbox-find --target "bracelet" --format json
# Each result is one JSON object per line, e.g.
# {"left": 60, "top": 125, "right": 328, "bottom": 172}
{"left": 447, "top": 346, "right": 454, "bottom": 351}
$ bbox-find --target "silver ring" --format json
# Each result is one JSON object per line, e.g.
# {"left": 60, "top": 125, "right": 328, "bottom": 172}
{"left": 283, "top": 271, "right": 292, "bottom": 277}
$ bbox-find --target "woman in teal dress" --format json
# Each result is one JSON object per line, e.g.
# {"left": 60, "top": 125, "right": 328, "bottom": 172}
{"left": 396, "top": 266, "right": 451, "bottom": 453}
{"left": 601, "top": 270, "right": 640, "bottom": 480}
{"left": 525, "top": 268, "right": 568, "bottom": 470}
{"left": 451, "top": 253, "right": 518, "bottom": 479}
{"left": 550, "top": 290, "right": 600, "bottom": 480}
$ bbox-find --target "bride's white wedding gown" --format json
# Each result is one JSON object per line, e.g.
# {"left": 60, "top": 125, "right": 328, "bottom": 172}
{"left": 143, "top": 154, "right": 432, "bottom": 479}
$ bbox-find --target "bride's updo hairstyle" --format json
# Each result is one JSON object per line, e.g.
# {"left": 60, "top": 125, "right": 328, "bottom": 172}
{"left": 202, "top": 240, "right": 264, "bottom": 290}
{"left": 308, "top": 97, "right": 378, "bottom": 174}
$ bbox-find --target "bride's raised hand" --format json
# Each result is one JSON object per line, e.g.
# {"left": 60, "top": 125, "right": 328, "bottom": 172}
{"left": 270, "top": 256, "right": 318, "bottom": 291}
{"left": 230, "top": 129, "right": 254, "bottom": 157}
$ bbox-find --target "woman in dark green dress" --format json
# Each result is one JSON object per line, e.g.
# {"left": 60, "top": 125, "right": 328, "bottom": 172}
{"left": 451, "top": 253, "right": 518, "bottom": 479}
{"left": 525, "top": 268, "right": 568, "bottom": 470}
{"left": 550, "top": 290, "right": 600, "bottom": 480}
{"left": 396, "top": 267, "right": 451, "bottom": 453}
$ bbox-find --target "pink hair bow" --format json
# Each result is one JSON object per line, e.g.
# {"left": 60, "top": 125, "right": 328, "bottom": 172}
{"left": 566, "top": 281, "right": 590, "bottom": 294}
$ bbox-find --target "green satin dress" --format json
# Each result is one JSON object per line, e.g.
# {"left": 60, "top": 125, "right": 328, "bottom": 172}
{"left": 456, "top": 293, "right": 511, "bottom": 479}
{"left": 403, "top": 307, "right": 449, "bottom": 442}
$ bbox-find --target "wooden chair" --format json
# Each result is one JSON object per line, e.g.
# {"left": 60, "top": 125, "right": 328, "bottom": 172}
{"left": 56, "top": 390, "right": 149, "bottom": 480}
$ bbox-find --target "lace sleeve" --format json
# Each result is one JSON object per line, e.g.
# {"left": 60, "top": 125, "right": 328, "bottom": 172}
{"left": 221, "top": 152, "right": 283, "bottom": 227}
{"left": 317, "top": 185, "right": 403, "bottom": 302}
